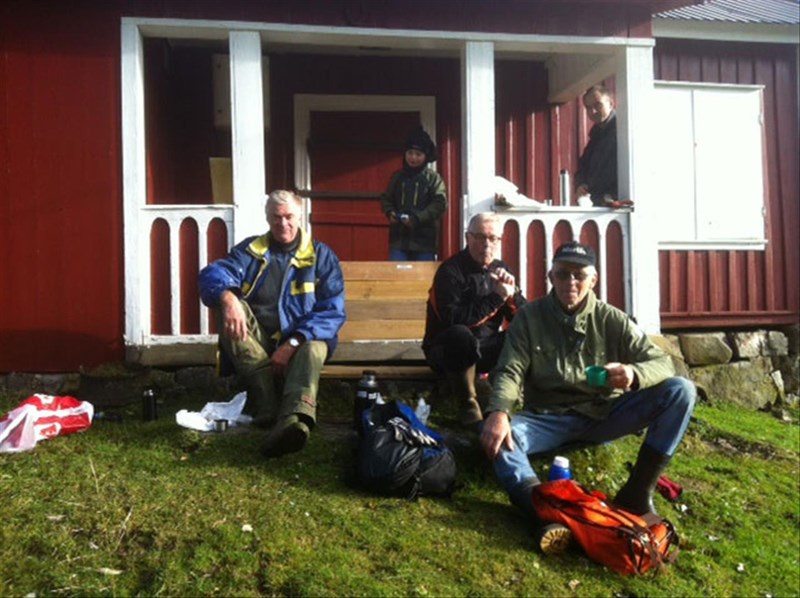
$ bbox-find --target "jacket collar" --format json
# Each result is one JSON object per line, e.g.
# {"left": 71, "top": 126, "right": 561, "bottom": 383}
{"left": 246, "top": 228, "right": 316, "bottom": 268}
{"left": 546, "top": 289, "right": 597, "bottom": 333}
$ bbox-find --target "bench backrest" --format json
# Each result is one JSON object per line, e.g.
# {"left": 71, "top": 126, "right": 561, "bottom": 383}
{"left": 339, "top": 261, "right": 439, "bottom": 342}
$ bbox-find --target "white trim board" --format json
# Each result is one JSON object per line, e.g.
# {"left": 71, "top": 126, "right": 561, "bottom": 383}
{"left": 123, "top": 16, "right": 655, "bottom": 56}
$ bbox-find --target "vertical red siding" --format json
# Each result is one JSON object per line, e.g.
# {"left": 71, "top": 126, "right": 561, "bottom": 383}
{"left": 206, "top": 218, "right": 229, "bottom": 334}
{"left": 655, "top": 39, "right": 799, "bottom": 328}
{"left": 0, "top": 2, "right": 123, "bottom": 372}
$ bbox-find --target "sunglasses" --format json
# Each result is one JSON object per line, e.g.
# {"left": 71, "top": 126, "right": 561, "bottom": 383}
{"left": 552, "top": 269, "right": 591, "bottom": 282}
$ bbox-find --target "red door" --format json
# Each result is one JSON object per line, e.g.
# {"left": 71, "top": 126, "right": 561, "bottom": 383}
{"left": 307, "top": 111, "right": 422, "bottom": 260}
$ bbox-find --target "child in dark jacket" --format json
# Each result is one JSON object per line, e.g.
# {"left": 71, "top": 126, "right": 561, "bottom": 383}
{"left": 380, "top": 126, "right": 447, "bottom": 261}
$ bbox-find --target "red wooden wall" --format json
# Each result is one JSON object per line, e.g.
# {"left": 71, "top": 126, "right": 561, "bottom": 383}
{"left": 0, "top": 2, "right": 124, "bottom": 372}
{"left": 654, "top": 38, "right": 799, "bottom": 329}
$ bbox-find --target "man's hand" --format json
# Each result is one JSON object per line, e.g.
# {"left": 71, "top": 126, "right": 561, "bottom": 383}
{"left": 270, "top": 341, "right": 299, "bottom": 377}
{"left": 480, "top": 411, "right": 515, "bottom": 460}
{"left": 220, "top": 290, "right": 248, "bottom": 342}
{"left": 489, "top": 266, "right": 517, "bottom": 300}
{"left": 604, "top": 362, "right": 636, "bottom": 390}
{"left": 388, "top": 211, "right": 399, "bottom": 224}
{"left": 576, "top": 183, "right": 590, "bottom": 198}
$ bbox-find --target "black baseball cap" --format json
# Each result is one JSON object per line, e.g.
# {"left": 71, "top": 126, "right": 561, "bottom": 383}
{"left": 553, "top": 242, "right": 596, "bottom": 267}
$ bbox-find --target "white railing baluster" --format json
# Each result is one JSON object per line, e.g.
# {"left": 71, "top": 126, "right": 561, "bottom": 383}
{"left": 493, "top": 206, "right": 632, "bottom": 307}
{"left": 168, "top": 215, "right": 181, "bottom": 335}
{"left": 198, "top": 217, "right": 210, "bottom": 336}
{"left": 598, "top": 225, "right": 609, "bottom": 303}
{"left": 140, "top": 205, "right": 234, "bottom": 346}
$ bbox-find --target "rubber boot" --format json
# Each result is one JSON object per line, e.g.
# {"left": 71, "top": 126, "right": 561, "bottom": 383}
{"left": 446, "top": 365, "right": 482, "bottom": 426}
{"left": 613, "top": 443, "right": 672, "bottom": 516}
{"left": 260, "top": 414, "right": 310, "bottom": 458}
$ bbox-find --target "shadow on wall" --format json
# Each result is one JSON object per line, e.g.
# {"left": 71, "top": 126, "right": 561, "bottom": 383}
{"left": 0, "top": 330, "right": 124, "bottom": 375}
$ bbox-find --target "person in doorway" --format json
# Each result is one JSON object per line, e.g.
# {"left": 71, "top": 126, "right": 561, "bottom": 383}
{"left": 423, "top": 212, "right": 525, "bottom": 427}
{"left": 199, "top": 190, "right": 346, "bottom": 458}
{"left": 380, "top": 126, "right": 447, "bottom": 261}
{"left": 575, "top": 85, "right": 618, "bottom": 207}
{"left": 480, "top": 241, "right": 695, "bottom": 520}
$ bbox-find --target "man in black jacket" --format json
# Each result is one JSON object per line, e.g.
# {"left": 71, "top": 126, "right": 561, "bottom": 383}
{"left": 423, "top": 212, "right": 525, "bottom": 426}
{"left": 575, "top": 85, "right": 617, "bottom": 206}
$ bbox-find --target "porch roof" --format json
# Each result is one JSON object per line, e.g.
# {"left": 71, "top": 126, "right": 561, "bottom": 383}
{"left": 656, "top": 0, "right": 800, "bottom": 25}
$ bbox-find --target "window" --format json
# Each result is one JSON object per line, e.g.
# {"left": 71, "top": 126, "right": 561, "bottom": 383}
{"left": 652, "top": 82, "right": 766, "bottom": 250}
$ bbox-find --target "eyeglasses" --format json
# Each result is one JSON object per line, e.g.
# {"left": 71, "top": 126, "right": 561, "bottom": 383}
{"left": 553, "top": 269, "right": 591, "bottom": 282}
{"left": 468, "top": 232, "right": 502, "bottom": 244}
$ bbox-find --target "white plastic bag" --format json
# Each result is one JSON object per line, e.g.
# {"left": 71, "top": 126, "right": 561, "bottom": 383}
{"left": 175, "top": 391, "right": 252, "bottom": 432}
{"left": 0, "top": 394, "right": 94, "bottom": 454}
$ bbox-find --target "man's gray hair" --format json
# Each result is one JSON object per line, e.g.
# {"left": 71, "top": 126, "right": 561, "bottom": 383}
{"left": 467, "top": 212, "right": 502, "bottom": 233}
{"left": 266, "top": 190, "right": 303, "bottom": 216}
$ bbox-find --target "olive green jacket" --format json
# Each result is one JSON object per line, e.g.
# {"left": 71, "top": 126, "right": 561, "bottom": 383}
{"left": 486, "top": 290, "right": 674, "bottom": 420}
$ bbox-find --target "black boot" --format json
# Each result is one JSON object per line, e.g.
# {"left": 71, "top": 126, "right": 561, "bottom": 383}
{"left": 613, "top": 443, "right": 671, "bottom": 516}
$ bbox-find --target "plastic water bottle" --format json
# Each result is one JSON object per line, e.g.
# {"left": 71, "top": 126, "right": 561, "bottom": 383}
{"left": 354, "top": 370, "right": 381, "bottom": 433}
{"left": 414, "top": 396, "right": 431, "bottom": 425}
{"left": 548, "top": 455, "right": 572, "bottom": 481}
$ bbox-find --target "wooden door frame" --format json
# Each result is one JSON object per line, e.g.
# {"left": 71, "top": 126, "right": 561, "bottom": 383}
{"left": 293, "top": 94, "right": 436, "bottom": 232}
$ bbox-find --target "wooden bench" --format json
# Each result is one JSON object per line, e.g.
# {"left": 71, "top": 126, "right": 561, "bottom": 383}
{"left": 322, "top": 261, "right": 439, "bottom": 379}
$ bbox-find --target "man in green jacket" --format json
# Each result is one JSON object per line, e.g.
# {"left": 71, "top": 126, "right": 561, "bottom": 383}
{"left": 480, "top": 242, "right": 695, "bottom": 518}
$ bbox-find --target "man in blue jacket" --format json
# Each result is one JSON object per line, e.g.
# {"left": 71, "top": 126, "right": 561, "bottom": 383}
{"left": 199, "top": 190, "right": 346, "bottom": 457}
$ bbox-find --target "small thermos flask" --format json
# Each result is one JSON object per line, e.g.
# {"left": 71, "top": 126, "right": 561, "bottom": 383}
{"left": 354, "top": 370, "right": 381, "bottom": 434}
{"left": 142, "top": 389, "right": 157, "bottom": 422}
{"left": 548, "top": 455, "right": 572, "bottom": 481}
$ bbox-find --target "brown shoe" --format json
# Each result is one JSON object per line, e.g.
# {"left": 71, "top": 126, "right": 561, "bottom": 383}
{"left": 260, "top": 415, "right": 310, "bottom": 458}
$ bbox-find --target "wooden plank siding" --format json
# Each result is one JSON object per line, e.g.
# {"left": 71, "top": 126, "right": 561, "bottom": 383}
{"left": 0, "top": 2, "right": 125, "bottom": 372}
{"left": 654, "top": 39, "right": 799, "bottom": 328}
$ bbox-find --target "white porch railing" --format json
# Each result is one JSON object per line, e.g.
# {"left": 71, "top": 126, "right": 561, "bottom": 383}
{"left": 136, "top": 205, "right": 234, "bottom": 345}
{"left": 493, "top": 205, "right": 632, "bottom": 312}
{"left": 127, "top": 204, "right": 630, "bottom": 361}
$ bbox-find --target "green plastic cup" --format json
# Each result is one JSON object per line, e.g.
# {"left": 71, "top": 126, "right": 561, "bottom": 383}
{"left": 585, "top": 365, "right": 608, "bottom": 387}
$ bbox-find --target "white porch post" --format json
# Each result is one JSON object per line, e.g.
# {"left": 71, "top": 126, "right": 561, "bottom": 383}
{"left": 121, "top": 20, "right": 147, "bottom": 347}
{"left": 461, "top": 41, "right": 496, "bottom": 234}
{"left": 616, "top": 43, "right": 661, "bottom": 333}
{"left": 229, "top": 32, "right": 266, "bottom": 240}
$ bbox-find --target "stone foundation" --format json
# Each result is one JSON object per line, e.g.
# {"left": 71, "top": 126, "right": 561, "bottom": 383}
{"left": 2, "top": 325, "right": 798, "bottom": 415}
{"left": 653, "top": 323, "right": 799, "bottom": 412}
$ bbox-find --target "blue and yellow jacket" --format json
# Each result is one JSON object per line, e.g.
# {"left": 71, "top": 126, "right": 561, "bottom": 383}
{"left": 199, "top": 228, "right": 346, "bottom": 357}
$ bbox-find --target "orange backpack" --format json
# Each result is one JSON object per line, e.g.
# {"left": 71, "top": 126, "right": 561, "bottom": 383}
{"left": 531, "top": 479, "right": 679, "bottom": 575}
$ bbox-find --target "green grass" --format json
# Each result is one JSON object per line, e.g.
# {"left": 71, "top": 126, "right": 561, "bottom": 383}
{"left": 0, "top": 388, "right": 798, "bottom": 597}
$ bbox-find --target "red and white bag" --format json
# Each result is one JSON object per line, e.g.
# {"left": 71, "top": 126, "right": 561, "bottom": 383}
{"left": 0, "top": 394, "right": 94, "bottom": 453}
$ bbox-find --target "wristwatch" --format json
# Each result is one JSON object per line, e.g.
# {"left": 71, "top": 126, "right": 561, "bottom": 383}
{"left": 287, "top": 337, "right": 301, "bottom": 348}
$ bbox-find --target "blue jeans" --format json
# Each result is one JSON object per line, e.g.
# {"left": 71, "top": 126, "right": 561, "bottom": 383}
{"left": 493, "top": 377, "right": 696, "bottom": 499}
{"left": 389, "top": 248, "right": 436, "bottom": 261}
